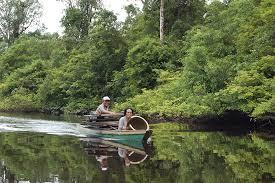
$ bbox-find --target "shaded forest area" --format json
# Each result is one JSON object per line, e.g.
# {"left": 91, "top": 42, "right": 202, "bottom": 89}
{"left": 0, "top": 0, "right": 274, "bottom": 122}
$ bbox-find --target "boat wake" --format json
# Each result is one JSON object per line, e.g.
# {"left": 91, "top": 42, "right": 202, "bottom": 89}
{"left": 0, "top": 116, "right": 91, "bottom": 137}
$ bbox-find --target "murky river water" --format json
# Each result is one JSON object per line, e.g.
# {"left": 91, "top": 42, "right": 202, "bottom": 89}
{"left": 0, "top": 112, "right": 274, "bottom": 183}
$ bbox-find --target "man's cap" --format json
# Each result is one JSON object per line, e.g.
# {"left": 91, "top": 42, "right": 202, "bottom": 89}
{"left": 102, "top": 96, "right": 110, "bottom": 101}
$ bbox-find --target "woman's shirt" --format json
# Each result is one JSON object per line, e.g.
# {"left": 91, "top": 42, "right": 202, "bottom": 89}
{"left": 118, "top": 116, "right": 126, "bottom": 130}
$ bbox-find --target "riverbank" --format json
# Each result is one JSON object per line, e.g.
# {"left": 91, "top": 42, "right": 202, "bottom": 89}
{"left": 146, "top": 111, "right": 275, "bottom": 133}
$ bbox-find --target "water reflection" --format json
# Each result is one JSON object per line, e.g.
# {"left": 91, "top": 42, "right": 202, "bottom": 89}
{"left": 0, "top": 132, "right": 153, "bottom": 183}
{"left": 0, "top": 161, "right": 60, "bottom": 183}
{"left": 81, "top": 138, "right": 152, "bottom": 171}
{"left": 0, "top": 114, "right": 275, "bottom": 183}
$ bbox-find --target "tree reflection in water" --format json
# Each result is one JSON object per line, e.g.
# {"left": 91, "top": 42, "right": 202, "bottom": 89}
{"left": 0, "top": 133, "right": 153, "bottom": 183}
{"left": 0, "top": 123, "right": 274, "bottom": 183}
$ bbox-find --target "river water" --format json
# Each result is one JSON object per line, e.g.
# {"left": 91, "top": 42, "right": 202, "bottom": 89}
{"left": 0, "top": 112, "right": 274, "bottom": 183}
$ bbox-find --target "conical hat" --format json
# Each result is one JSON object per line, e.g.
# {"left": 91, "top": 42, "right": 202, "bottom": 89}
{"left": 128, "top": 116, "right": 149, "bottom": 130}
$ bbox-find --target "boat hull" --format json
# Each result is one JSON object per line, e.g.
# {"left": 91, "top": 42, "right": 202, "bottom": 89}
{"left": 84, "top": 129, "right": 152, "bottom": 148}
{"left": 81, "top": 115, "right": 152, "bottom": 147}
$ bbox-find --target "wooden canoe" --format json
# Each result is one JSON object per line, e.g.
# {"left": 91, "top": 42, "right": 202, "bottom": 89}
{"left": 82, "top": 116, "right": 152, "bottom": 144}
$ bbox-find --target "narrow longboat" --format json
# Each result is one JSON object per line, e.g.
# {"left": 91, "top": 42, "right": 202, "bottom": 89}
{"left": 81, "top": 114, "right": 152, "bottom": 144}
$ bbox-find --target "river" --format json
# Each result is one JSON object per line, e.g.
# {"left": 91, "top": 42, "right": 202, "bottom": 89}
{"left": 0, "top": 112, "right": 274, "bottom": 183}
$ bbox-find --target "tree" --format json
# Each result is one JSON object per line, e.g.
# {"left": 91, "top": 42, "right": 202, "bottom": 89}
{"left": 160, "top": 0, "right": 164, "bottom": 41}
{"left": 141, "top": 0, "right": 206, "bottom": 40}
{"left": 0, "top": 0, "right": 41, "bottom": 45}
{"left": 87, "top": 9, "right": 128, "bottom": 96}
{"left": 61, "top": 0, "right": 101, "bottom": 42}
{"left": 122, "top": 4, "right": 140, "bottom": 35}
{"left": 110, "top": 37, "right": 174, "bottom": 101}
{"left": 58, "top": 0, "right": 78, "bottom": 8}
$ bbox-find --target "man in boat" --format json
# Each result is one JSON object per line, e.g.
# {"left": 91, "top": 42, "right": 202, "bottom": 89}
{"left": 96, "top": 96, "right": 115, "bottom": 115}
{"left": 118, "top": 108, "right": 134, "bottom": 130}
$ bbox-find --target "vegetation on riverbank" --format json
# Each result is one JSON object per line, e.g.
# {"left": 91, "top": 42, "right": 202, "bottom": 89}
{"left": 0, "top": 0, "right": 274, "bottom": 119}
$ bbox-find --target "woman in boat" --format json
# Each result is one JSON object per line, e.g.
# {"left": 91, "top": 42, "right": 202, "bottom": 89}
{"left": 118, "top": 108, "right": 134, "bottom": 130}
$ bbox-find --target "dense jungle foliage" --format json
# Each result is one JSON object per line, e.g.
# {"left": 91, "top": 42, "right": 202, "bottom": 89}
{"left": 0, "top": 0, "right": 274, "bottom": 118}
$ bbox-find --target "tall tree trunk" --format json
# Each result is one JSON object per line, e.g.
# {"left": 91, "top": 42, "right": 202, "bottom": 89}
{"left": 160, "top": 0, "right": 164, "bottom": 42}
